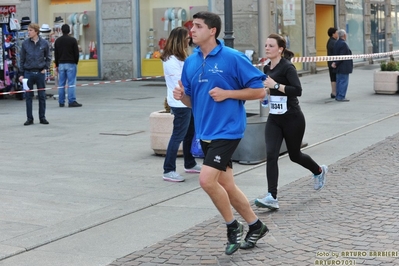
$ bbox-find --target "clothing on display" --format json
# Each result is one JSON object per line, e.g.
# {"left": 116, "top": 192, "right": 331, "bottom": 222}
{"left": 0, "top": 5, "right": 24, "bottom": 99}
{"left": 40, "top": 24, "right": 51, "bottom": 33}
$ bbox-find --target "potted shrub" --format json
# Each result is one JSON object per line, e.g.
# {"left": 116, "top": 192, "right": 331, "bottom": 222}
{"left": 373, "top": 60, "right": 399, "bottom": 94}
{"left": 149, "top": 98, "right": 183, "bottom": 156}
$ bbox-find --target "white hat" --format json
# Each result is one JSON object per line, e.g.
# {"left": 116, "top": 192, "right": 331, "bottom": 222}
{"left": 40, "top": 24, "right": 51, "bottom": 32}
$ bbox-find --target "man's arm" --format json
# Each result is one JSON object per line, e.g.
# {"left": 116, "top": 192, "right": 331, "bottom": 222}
{"left": 209, "top": 87, "right": 265, "bottom": 102}
{"left": 173, "top": 80, "right": 192, "bottom": 107}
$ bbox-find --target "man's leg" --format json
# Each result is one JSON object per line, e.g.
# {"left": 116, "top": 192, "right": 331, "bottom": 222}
{"left": 336, "top": 73, "right": 343, "bottom": 100}
{"left": 37, "top": 73, "right": 47, "bottom": 121}
{"left": 341, "top": 74, "right": 349, "bottom": 98}
{"left": 25, "top": 73, "right": 34, "bottom": 122}
{"left": 66, "top": 63, "right": 77, "bottom": 104}
{"left": 199, "top": 165, "right": 234, "bottom": 222}
{"left": 58, "top": 64, "right": 67, "bottom": 105}
{"left": 218, "top": 168, "right": 257, "bottom": 223}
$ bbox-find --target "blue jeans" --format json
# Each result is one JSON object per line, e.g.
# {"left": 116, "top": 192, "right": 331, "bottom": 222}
{"left": 336, "top": 73, "right": 349, "bottom": 100}
{"left": 163, "top": 107, "right": 197, "bottom": 173}
{"left": 58, "top": 63, "right": 77, "bottom": 104}
{"left": 24, "top": 71, "right": 46, "bottom": 121}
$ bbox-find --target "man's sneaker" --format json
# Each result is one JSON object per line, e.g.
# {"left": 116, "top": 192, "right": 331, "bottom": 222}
{"left": 314, "top": 165, "right": 328, "bottom": 190}
{"left": 255, "top": 193, "right": 279, "bottom": 210}
{"left": 184, "top": 164, "right": 201, "bottom": 173}
{"left": 240, "top": 222, "right": 269, "bottom": 249}
{"left": 225, "top": 221, "right": 244, "bottom": 255}
{"left": 162, "top": 171, "right": 185, "bottom": 182}
{"left": 69, "top": 101, "right": 82, "bottom": 107}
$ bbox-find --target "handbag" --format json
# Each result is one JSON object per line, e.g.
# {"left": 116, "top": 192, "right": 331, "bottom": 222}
{"left": 191, "top": 137, "right": 204, "bottom": 158}
{"left": 9, "top": 13, "right": 21, "bottom": 31}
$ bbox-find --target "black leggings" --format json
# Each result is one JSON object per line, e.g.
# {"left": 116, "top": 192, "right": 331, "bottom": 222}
{"left": 265, "top": 111, "right": 320, "bottom": 198}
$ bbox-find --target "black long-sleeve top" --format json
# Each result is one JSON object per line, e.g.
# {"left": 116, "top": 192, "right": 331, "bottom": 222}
{"left": 263, "top": 58, "right": 302, "bottom": 114}
{"left": 54, "top": 34, "right": 79, "bottom": 67}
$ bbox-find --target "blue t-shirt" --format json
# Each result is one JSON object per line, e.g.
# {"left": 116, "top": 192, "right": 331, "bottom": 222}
{"left": 181, "top": 40, "right": 266, "bottom": 140}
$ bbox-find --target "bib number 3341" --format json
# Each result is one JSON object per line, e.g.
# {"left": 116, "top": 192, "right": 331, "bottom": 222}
{"left": 269, "top": 96, "right": 287, "bottom": 115}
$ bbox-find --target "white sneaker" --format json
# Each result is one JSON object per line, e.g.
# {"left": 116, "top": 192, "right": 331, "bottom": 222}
{"left": 255, "top": 193, "right": 279, "bottom": 210}
{"left": 184, "top": 164, "right": 201, "bottom": 173}
{"left": 162, "top": 171, "right": 185, "bottom": 182}
{"left": 314, "top": 165, "right": 328, "bottom": 190}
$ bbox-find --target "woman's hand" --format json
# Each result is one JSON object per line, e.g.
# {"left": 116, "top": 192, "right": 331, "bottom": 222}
{"left": 264, "top": 76, "right": 276, "bottom": 89}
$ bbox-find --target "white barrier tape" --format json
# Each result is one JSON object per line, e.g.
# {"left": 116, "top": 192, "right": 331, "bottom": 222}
{"left": 290, "top": 50, "right": 399, "bottom": 63}
{"left": 2, "top": 50, "right": 396, "bottom": 96}
{"left": 0, "top": 76, "right": 165, "bottom": 96}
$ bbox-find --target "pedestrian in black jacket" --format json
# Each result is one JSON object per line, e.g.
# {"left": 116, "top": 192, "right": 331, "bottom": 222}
{"left": 332, "top": 29, "right": 353, "bottom": 102}
{"left": 19, "top": 23, "right": 51, "bottom": 126}
{"left": 54, "top": 24, "right": 82, "bottom": 107}
{"left": 326, "top": 27, "right": 338, "bottom": 98}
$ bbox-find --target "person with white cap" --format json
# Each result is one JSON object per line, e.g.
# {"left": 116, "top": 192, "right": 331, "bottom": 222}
{"left": 19, "top": 23, "right": 52, "bottom": 126}
{"left": 54, "top": 24, "right": 82, "bottom": 107}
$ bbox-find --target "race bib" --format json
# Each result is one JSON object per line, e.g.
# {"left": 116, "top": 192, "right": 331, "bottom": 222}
{"left": 269, "top": 95, "right": 287, "bottom": 115}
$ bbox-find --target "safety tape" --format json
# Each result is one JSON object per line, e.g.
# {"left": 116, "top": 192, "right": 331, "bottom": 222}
{"left": 1, "top": 50, "right": 398, "bottom": 96}
{"left": 290, "top": 50, "right": 399, "bottom": 63}
{"left": 0, "top": 76, "right": 165, "bottom": 96}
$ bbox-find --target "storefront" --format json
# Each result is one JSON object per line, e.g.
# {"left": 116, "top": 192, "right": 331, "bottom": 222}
{"left": 275, "top": 0, "right": 305, "bottom": 70}
{"left": 346, "top": 0, "right": 365, "bottom": 55}
{"left": 138, "top": 0, "right": 208, "bottom": 76}
{"left": 9, "top": 0, "right": 397, "bottom": 82}
{"left": 392, "top": 0, "right": 399, "bottom": 50}
{"left": 37, "top": 0, "right": 99, "bottom": 79}
{"left": 0, "top": 3, "right": 21, "bottom": 97}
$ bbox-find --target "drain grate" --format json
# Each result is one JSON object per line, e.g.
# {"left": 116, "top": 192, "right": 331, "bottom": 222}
{"left": 115, "top": 97, "right": 155, "bottom": 101}
{"left": 100, "top": 130, "right": 145, "bottom": 136}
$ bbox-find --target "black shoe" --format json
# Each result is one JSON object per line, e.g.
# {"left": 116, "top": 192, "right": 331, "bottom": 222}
{"left": 240, "top": 222, "right": 269, "bottom": 250}
{"left": 225, "top": 221, "right": 244, "bottom": 255}
{"left": 69, "top": 101, "right": 82, "bottom": 107}
{"left": 24, "top": 120, "right": 34, "bottom": 126}
{"left": 40, "top": 119, "right": 49, "bottom": 124}
{"left": 59, "top": 103, "right": 65, "bottom": 107}
{"left": 336, "top": 98, "right": 350, "bottom": 102}
{"left": 330, "top": 93, "right": 336, "bottom": 99}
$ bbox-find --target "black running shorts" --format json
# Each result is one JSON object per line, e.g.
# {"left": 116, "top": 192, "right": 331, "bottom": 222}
{"left": 200, "top": 139, "right": 241, "bottom": 171}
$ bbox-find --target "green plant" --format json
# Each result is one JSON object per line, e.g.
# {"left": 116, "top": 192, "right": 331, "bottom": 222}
{"left": 380, "top": 60, "right": 399, "bottom": 71}
{"left": 380, "top": 61, "right": 387, "bottom": 71}
{"left": 164, "top": 97, "right": 171, "bottom": 113}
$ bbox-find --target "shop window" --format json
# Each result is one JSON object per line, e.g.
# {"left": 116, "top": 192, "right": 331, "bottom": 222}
{"left": 276, "top": 0, "right": 304, "bottom": 70}
{"left": 391, "top": 4, "right": 399, "bottom": 50}
{"left": 345, "top": 0, "right": 365, "bottom": 58}
{"left": 370, "top": 2, "right": 386, "bottom": 53}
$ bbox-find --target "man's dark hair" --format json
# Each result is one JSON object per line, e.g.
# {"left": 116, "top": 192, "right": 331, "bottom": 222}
{"left": 61, "top": 24, "right": 70, "bottom": 34}
{"left": 327, "top": 27, "right": 338, "bottom": 37}
{"left": 193, "top": 11, "right": 221, "bottom": 39}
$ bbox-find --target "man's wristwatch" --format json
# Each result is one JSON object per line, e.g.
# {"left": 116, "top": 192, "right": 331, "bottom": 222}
{"left": 274, "top": 83, "right": 280, "bottom": 90}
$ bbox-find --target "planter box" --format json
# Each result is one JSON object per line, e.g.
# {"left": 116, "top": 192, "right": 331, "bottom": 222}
{"left": 149, "top": 110, "right": 182, "bottom": 156}
{"left": 373, "top": 70, "right": 399, "bottom": 94}
{"left": 231, "top": 113, "right": 288, "bottom": 164}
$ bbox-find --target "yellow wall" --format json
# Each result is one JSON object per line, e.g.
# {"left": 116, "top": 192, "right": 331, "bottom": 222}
{"left": 315, "top": 5, "right": 335, "bottom": 67}
{"left": 38, "top": 0, "right": 95, "bottom": 26}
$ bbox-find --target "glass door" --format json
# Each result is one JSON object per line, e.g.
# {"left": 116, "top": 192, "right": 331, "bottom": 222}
{"left": 370, "top": 3, "right": 386, "bottom": 53}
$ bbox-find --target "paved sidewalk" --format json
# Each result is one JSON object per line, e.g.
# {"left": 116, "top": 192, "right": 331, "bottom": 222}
{"left": 109, "top": 133, "right": 399, "bottom": 266}
{"left": 1, "top": 64, "right": 399, "bottom": 266}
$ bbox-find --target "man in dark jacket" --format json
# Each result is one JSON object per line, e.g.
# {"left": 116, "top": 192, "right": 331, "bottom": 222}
{"left": 54, "top": 24, "right": 82, "bottom": 107}
{"left": 19, "top": 23, "right": 52, "bottom": 125}
{"left": 326, "top": 27, "right": 338, "bottom": 98}
{"left": 332, "top": 29, "right": 353, "bottom": 102}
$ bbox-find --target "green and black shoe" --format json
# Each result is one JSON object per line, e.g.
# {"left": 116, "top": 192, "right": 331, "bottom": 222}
{"left": 225, "top": 221, "right": 244, "bottom": 255}
{"left": 240, "top": 222, "right": 269, "bottom": 249}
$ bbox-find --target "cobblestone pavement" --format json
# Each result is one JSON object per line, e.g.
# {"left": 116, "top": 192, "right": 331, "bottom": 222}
{"left": 109, "top": 133, "right": 399, "bottom": 266}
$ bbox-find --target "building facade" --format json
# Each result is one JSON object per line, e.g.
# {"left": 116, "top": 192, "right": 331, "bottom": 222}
{"left": 9, "top": 0, "right": 399, "bottom": 80}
